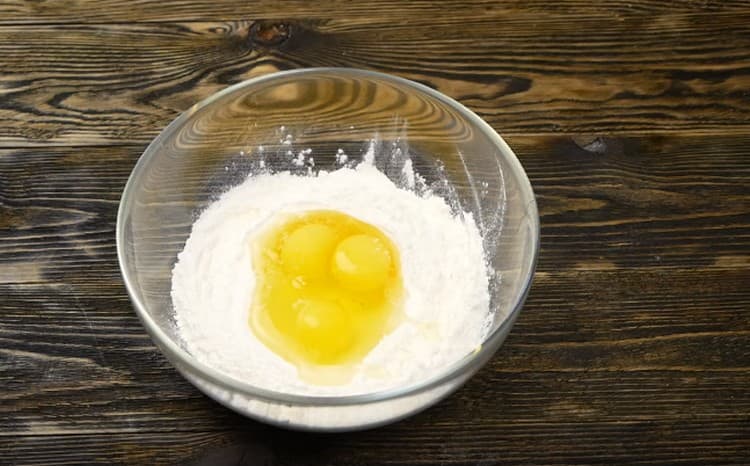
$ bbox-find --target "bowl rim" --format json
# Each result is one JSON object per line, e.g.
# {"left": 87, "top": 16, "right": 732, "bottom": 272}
{"left": 116, "top": 67, "right": 539, "bottom": 405}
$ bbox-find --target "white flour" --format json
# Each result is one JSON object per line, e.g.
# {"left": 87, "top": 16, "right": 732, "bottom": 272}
{"left": 172, "top": 153, "right": 491, "bottom": 396}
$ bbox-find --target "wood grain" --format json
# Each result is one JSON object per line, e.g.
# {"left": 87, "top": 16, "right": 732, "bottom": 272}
{"left": 1, "top": 134, "right": 749, "bottom": 464}
{"left": 1, "top": 9, "right": 750, "bottom": 146}
{"left": 3, "top": 416, "right": 750, "bottom": 466}
{"left": 1, "top": 136, "right": 747, "bottom": 281}
{"left": 1, "top": 1, "right": 749, "bottom": 464}
{"left": 2, "top": 0, "right": 750, "bottom": 24}
{"left": 2, "top": 268, "right": 748, "bottom": 433}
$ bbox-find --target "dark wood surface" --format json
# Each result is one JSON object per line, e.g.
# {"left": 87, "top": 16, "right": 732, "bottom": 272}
{"left": 1, "top": 1, "right": 749, "bottom": 464}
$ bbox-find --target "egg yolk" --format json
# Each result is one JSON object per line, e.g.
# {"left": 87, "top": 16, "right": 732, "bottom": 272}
{"left": 249, "top": 210, "right": 403, "bottom": 383}
{"left": 332, "top": 234, "right": 392, "bottom": 292}
{"left": 280, "top": 223, "right": 338, "bottom": 282}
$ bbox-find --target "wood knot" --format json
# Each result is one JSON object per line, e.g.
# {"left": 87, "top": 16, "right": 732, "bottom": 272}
{"left": 572, "top": 135, "right": 608, "bottom": 154}
{"left": 249, "top": 21, "right": 292, "bottom": 47}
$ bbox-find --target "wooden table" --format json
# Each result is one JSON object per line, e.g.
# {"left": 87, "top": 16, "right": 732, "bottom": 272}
{"left": 2, "top": 1, "right": 749, "bottom": 464}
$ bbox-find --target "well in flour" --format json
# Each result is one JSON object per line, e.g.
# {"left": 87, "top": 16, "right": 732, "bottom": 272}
{"left": 171, "top": 146, "right": 491, "bottom": 396}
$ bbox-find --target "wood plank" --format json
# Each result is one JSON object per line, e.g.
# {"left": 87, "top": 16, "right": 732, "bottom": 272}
{"left": 1, "top": 135, "right": 747, "bottom": 280}
{"left": 2, "top": 417, "right": 750, "bottom": 465}
{"left": 1, "top": 0, "right": 750, "bottom": 24}
{"left": 1, "top": 266, "right": 748, "bottom": 433}
{"left": 1, "top": 12, "right": 750, "bottom": 147}
{"left": 510, "top": 135, "right": 750, "bottom": 272}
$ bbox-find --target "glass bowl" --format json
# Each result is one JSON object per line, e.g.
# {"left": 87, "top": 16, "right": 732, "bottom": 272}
{"left": 117, "top": 68, "right": 538, "bottom": 431}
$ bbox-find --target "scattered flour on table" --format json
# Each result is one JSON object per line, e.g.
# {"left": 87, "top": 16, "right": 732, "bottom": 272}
{"left": 171, "top": 153, "right": 491, "bottom": 396}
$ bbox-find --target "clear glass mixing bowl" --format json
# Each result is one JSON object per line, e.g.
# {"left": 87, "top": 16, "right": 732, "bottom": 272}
{"left": 117, "top": 68, "right": 539, "bottom": 431}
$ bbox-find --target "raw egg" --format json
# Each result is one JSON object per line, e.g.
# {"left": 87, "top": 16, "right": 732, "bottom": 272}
{"left": 249, "top": 210, "right": 403, "bottom": 384}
